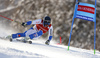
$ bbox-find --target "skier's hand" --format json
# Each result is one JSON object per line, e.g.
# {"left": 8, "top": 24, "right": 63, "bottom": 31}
{"left": 45, "top": 40, "right": 50, "bottom": 45}
{"left": 21, "top": 22, "right": 27, "bottom": 27}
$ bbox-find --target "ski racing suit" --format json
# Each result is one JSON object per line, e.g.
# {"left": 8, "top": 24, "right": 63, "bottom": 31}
{"left": 12, "top": 19, "right": 53, "bottom": 41}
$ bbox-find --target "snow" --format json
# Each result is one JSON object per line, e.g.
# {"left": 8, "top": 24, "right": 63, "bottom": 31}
{"left": 0, "top": 37, "right": 100, "bottom": 58}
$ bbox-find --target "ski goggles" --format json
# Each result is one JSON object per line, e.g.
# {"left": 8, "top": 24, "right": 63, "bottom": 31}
{"left": 44, "top": 22, "right": 50, "bottom": 25}
{"left": 44, "top": 21, "right": 50, "bottom": 25}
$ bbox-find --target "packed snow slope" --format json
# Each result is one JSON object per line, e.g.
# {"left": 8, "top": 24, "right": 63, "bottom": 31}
{"left": 0, "top": 25, "right": 100, "bottom": 58}
{"left": 0, "top": 39, "right": 100, "bottom": 58}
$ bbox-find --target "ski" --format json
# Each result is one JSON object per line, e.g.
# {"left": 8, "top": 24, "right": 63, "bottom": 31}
{"left": 15, "top": 39, "right": 32, "bottom": 44}
{"left": 0, "top": 36, "right": 32, "bottom": 44}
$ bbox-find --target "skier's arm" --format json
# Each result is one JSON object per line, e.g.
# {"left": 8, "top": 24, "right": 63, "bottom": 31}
{"left": 48, "top": 26, "right": 53, "bottom": 41}
{"left": 22, "top": 19, "right": 42, "bottom": 26}
{"left": 45, "top": 26, "right": 53, "bottom": 45}
{"left": 27, "top": 19, "right": 42, "bottom": 25}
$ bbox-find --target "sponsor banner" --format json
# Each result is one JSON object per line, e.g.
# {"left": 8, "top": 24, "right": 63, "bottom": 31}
{"left": 75, "top": 2, "right": 96, "bottom": 22}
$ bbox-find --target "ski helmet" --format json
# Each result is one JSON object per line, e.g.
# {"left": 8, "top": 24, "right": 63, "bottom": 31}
{"left": 43, "top": 16, "right": 51, "bottom": 27}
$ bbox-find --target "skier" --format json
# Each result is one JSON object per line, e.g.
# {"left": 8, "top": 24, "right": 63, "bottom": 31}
{"left": 7, "top": 16, "right": 53, "bottom": 45}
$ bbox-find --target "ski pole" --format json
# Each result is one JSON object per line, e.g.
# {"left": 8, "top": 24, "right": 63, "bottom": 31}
{"left": 0, "top": 15, "right": 21, "bottom": 24}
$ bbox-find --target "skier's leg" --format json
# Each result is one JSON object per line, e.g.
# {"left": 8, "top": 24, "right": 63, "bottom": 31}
{"left": 12, "top": 33, "right": 25, "bottom": 39}
{"left": 29, "top": 30, "right": 43, "bottom": 39}
{"left": 11, "top": 27, "right": 34, "bottom": 39}
{"left": 7, "top": 27, "right": 34, "bottom": 42}
{"left": 6, "top": 33, "right": 26, "bottom": 41}
{"left": 22, "top": 26, "right": 43, "bottom": 40}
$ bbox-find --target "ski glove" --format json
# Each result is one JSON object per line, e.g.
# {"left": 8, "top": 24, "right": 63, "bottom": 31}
{"left": 21, "top": 22, "right": 27, "bottom": 27}
{"left": 45, "top": 40, "right": 50, "bottom": 45}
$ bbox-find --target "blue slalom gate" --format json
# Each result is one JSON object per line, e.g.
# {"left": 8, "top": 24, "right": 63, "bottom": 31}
{"left": 68, "top": 0, "right": 97, "bottom": 54}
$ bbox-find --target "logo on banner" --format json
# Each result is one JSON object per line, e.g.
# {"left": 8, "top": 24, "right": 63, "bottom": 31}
{"left": 77, "top": 5, "right": 95, "bottom": 14}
